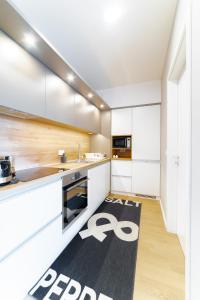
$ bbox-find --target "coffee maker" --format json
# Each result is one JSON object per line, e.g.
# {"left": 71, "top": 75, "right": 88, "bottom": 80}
{"left": 0, "top": 156, "right": 12, "bottom": 185}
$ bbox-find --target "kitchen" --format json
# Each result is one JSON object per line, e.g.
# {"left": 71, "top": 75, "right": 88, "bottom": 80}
{"left": 1, "top": 0, "right": 200, "bottom": 299}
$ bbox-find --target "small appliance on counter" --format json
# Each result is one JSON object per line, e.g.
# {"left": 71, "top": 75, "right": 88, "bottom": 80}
{"left": 0, "top": 156, "right": 12, "bottom": 186}
{"left": 84, "top": 153, "right": 105, "bottom": 161}
{"left": 58, "top": 149, "right": 67, "bottom": 163}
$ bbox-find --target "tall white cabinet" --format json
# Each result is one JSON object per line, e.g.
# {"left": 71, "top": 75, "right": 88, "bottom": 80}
{"left": 111, "top": 105, "right": 160, "bottom": 197}
{"left": 132, "top": 105, "right": 160, "bottom": 160}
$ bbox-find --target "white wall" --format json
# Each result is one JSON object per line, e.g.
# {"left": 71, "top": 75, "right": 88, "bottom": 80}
{"left": 161, "top": 0, "right": 187, "bottom": 227}
{"left": 190, "top": 0, "right": 200, "bottom": 298}
{"left": 98, "top": 80, "right": 161, "bottom": 108}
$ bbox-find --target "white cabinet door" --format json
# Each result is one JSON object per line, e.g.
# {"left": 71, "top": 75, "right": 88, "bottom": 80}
{"left": 132, "top": 105, "right": 160, "bottom": 160}
{"left": 0, "top": 216, "right": 62, "bottom": 300}
{"left": 111, "top": 160, "right": 132, "bottom": 176}
{"left": 111, "top": 108, "right": 132, "bottom": 135}
{"left": 0, "top": 179, "right": 62, "bottom": 260}
{"left": 88, "top": 162, "right": 111, "bottom": 211}
{"left": 74, "top": 94, "right": 101, "bottom": 133}
{"left": 46, "top": 70, "right": 75, "bottom": 125}
{"left": 111, "top": 176, "right": 132, "bottom": 193}
{"left": 132, "top": 161, "right": 160, "bottom": 196}
{"left": 105, "top": 162, "right": 111, "bottom": 196}
{"left": 0, "top": 31, "right": 46, "bottom": 116}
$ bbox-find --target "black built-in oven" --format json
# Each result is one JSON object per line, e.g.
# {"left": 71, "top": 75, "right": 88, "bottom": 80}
{"left": 62, "top": 170, "right": 88, "bottom": 230}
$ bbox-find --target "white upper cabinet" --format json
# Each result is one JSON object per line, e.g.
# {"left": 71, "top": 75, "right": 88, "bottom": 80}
{"left": 45, "top": 70, "right": 75, "bottom": 125}
{"left": 0, "top": 31, "right": 46, "bottom": 116}
{"left": 74, "top": 94, "right": 101, "bottom": 133}
{"left": 132, "top": 105, "right": 160, "bottom": 160}
{"left": 111, "top": 108, "right": 132, "bottom": 135}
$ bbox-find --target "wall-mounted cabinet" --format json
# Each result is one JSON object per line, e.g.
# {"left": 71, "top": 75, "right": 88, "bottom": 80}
{"left": 0, "top": 31, "right": 46, "bottom": 116}
{"left": 0, "top": 30, "right": 101, "bottom": 134}
{"left": 111, "top": 108, "right": 132, "bottom": 135}
{"left": 45, "top": 71, "right": 75, "bottom": 125}
{"left": 74, "top": 94, "right": 100, "bottom": 133}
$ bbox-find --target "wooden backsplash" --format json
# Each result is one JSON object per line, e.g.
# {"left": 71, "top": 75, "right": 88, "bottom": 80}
{"left": 0, "top": 114, "right": 90, "bottom": 170}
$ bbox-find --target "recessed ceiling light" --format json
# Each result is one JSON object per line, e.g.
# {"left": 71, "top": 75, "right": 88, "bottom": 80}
{"left": 104, "top": 6, "right": 124, "bottom": 25}
{"left": 67, "top": 74, "right": 75, "bottom": 82}
{"left": 23, "top": 33, "right": 37, "bottom": 48}
{"left": 100, "top": 104, "right": 104, "bottom": 109}
{"left": 88, "top": 93, "right": 93, "bottom": 99}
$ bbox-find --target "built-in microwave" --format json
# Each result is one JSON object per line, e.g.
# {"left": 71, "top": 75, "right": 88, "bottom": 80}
{"left": 112, "top": 136, "right": 131, "bottom": 149}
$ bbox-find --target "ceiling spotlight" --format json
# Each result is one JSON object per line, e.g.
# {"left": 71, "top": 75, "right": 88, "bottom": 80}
{"left": 67, "top": 74, "right": 75, "bottom": 82}
{"left": 100, "top": 104, "right": 104, "bottom": 109}
{"left": 23, "top": 33, "right": 37, "bottom": 48}
{"left": 88, "top": 93, "right": 93, "bottom": 99}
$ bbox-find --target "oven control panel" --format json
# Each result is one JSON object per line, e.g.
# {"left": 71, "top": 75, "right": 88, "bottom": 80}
{"left": 62, "top": 170, "right": 87, "bottom": 187}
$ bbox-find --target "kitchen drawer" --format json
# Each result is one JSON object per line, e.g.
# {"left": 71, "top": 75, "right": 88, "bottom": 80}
{"left": 111, "top": 160, "right": 132, "bottom": 176}
{"left": 0, "top": 179, "right": 62, "bottom": 260}
{"left": 0, "top": 215, "right": 62, "bottom": 300}
{"left": 111, "top": 176, "right": 132, "bottom": 193}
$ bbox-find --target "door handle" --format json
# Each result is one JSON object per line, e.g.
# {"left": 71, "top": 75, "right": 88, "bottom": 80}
{"left": 66, "top": 178, "right": 88, "bottom": 192}
{"left": 172, "top": 155, "right": 180, "bottom": 166}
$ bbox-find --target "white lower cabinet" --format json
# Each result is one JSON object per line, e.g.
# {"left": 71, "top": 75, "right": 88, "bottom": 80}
{"left": 0, "top": 179, "right": 62, "bottom": 261}
{"left": 88, "top": 161, "right": 110, "bottom": 210}
{"left": 111, "top": 160, "right": 132, "bottom": 176}
{"left": 0, "top": 215, "right": 62, "bottom": 300}
{"left": 0, "top": 162, "right": 111, "bottom": 300}
{"left": 111, "top": 160, "right": 132, "bottom": 193}
{"left": 132, "top": 161, "right": 160, "bottom": 196}
{"left": 112, "top": 176, "right": 132, "bottom": 193}
{"left": 62, "top": 161, "right": 111, "bottom": 250}
{"left": 111, "top": 160, "right": 160, "bottom": 196}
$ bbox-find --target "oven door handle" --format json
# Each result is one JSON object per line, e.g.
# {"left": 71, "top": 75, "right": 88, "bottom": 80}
{"left": 66, "top": 178, "right": 88, "bottom": 192}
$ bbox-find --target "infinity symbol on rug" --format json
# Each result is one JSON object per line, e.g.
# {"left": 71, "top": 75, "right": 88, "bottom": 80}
{"left": 79, "top": 213, "right": 139, "bottom": 242}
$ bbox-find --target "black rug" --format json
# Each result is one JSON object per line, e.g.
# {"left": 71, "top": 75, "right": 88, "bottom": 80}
{"left": 29, "top": 197, "right": 141, "bottom": 300}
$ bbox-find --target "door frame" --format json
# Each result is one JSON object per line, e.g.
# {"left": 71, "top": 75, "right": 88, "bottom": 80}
{"left": 166, "top": 27, "right": 191, "bottom": 299}
{"left": 166, "top": 29, "right": 187, "bottom": 233}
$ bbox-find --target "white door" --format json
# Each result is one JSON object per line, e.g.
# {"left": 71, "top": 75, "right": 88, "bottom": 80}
{"left": 111, "top": 108, "right": 132, "bottom": 135}
{"left": 177, "top": 69, "right": 190, "bottom": 254}
{"left": 132, "top": 105, "right": 160, "bottom": 160}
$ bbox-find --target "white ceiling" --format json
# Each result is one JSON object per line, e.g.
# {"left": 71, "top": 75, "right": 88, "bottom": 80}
{"left": 9, "top": 0, "right": 177, "bottom": 90}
